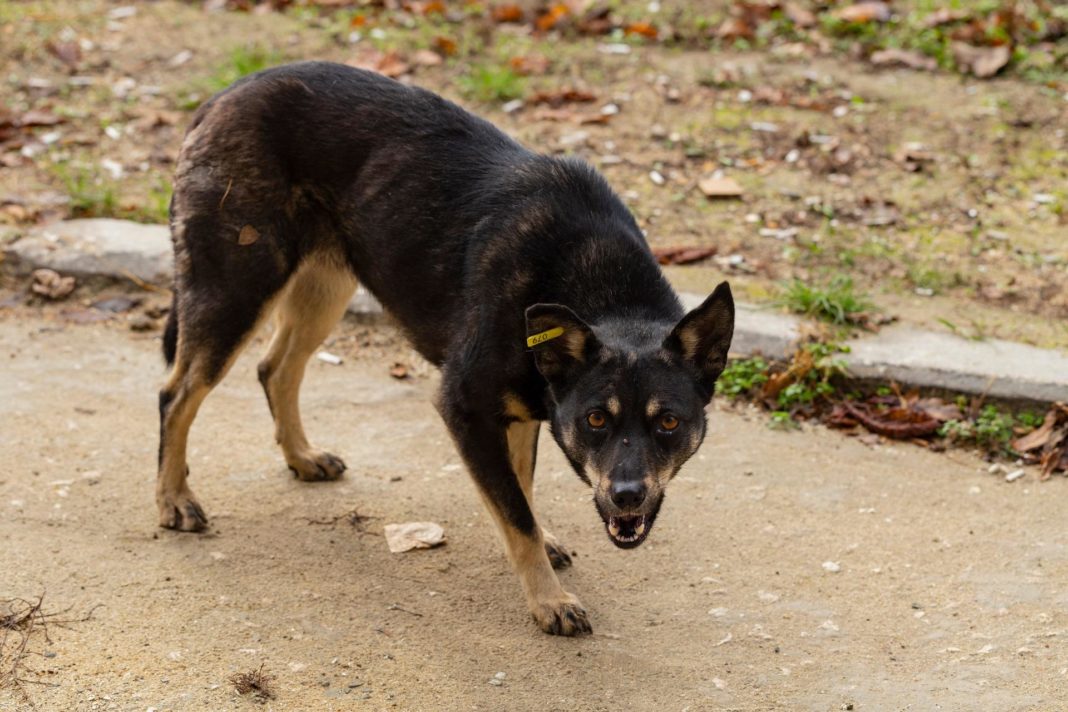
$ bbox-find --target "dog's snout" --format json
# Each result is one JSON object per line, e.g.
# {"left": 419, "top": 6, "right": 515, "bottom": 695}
{"left": 610, "top": 480, "right": 646, "bottom": 509}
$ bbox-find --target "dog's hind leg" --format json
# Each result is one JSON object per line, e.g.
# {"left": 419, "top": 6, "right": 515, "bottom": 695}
{"left": 257, "top": 253, "right": 357, "bottom": 481}
{"left": 506, "top": 417, "right": 572, "bottom": 570}
{"left": 158, "top": 283, "right": 281, "bottom": 531}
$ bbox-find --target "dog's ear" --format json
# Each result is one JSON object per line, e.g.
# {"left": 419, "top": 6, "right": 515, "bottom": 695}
{"left": 663, "top": 281, "right": 735, "bottom": 399}
{"left": 525, "top": 304, "right": 599, "bottom": 385}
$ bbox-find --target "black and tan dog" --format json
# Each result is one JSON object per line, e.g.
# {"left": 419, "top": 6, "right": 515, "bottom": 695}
{"left": 158, "top": 61, "right": 734, "bottom": 635}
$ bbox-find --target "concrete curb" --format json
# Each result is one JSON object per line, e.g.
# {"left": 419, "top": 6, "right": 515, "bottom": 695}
{"left": 5, "top": 219, "right": 1067, "bottom": 404}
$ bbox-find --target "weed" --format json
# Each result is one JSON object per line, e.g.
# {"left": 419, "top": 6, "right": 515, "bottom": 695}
{"left": 230, "top": 663, "right": 275, "bottom": 702}
{"left": 718, "top": 356, "right": 769, "bottom": 399}
{"left": 180, "top": 45, "right": 281, "bottom": 110}
{"left": 56, "top": 165, "right": 119, "bottom": 218}
{"left": 768, "top": 410, "right": 798, "bottom": 430}
{"left": 458, "top": 64, "right": 524, "bottom": 103}
{"left": 939, "top": 405, "right": 1017, "bottom": 454}
{"left": 776, "top": 341, "right": 849, "bottom": 410}
{"left": 777, "top": 276, "right": 874, "bottom": 325}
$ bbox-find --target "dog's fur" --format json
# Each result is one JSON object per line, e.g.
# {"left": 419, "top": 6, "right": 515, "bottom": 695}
{"left": 158, "top": 61, "right": 735, "bottom": 635}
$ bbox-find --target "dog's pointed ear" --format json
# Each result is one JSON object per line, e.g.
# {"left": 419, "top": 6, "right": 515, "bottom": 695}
{"left": 525, "top": 304, "right": 599, "bottom": 385}
{"left": 663, "top": 282, "right": 735, "bottom": 399}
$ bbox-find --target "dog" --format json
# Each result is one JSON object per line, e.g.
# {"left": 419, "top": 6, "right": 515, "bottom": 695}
{"left": 157, "top": 61, "right": 734, "bottom": 636}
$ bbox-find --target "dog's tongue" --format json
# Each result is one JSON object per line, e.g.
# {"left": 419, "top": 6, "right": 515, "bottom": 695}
{"left": 608, "top": 515, "right": 646, "bottom": 543}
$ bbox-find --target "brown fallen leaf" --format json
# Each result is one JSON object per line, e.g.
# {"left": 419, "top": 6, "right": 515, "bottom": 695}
{"left": 347, "top": 49, "right": 410, "bottom": 78}
{"left": 47, "top": 40, "right": 82, "bottom": 69}
{"left": 390, "top": 362, "right": 409, "bottom": 379}
{"left": 17, "top": 109, "right": 64, "bottom": 127}
{"left": 952, "top": 42, "right": 1011, "bottom": 78}
{"left": 531, "top": 108, "right": 609, "bottom": 124}
{"left": 783, "top": 1, "right": 815, "bottom": 27}
{"left": 433, "top": 36, "right": 458, "bottom": 56}
{"left": 698, "top": 175, "right": 744, "bottom": 199}
{"left": 624, "top": 21, "right": 658, "bottom": 39}
{"left": 924, "top": 8, "right": 970, "bottom": 28}
{"left": 384, "top": 521, "right": 445, "bottom": 553}
{"left": 529, "top": 88, "right": 596, "bottom": 107}
{"left": 651, "top": 246, "right": 718, "bottom": 265}
{"left": 837, "top": 401, "right": 942, "bottom": 439}
{"left": 870, "top": 48, "right": 937, "bottom": 71}
{"left": 834, "top": 1, "right": 891, "bottom": 23}
{"left": 491, "top": 4, "right": 523, "bottom": 23}
{"left": 412, "top": 49, "right": 442, "bottom": 67}
{"left": 535, "top": 3, "right": 570, "bottom": 32}
{"left": 31, "top": 268, "right": 75, "bottom": 300}
{"left": 509, "top": 54, "right": 551, "bottom": 76}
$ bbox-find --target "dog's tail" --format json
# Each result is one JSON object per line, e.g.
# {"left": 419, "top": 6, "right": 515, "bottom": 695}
{"left": 163, "top": 290, "right": 179, "bottom": 366}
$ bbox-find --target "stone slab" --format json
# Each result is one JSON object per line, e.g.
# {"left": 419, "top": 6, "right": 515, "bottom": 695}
{"left": 843, "top": 326, "right": 1068, "bottom": 403}
{"left": 5, "top": 219, "right": 172, "bottom": 283}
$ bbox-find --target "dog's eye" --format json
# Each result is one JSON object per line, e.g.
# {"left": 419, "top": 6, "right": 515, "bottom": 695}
{"left": 587, "top": 410, "right": 607, "bottom": 429}
{"left": 659, "top": 414, "right": 680, "bottom": 432}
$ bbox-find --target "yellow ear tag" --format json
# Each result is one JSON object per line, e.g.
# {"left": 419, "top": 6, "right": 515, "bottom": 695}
{"left": 526, "top": 327, "right": 564, "bottom": 348}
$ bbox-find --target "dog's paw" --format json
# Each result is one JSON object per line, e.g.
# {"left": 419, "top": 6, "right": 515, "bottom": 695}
{"left": 530, "top": 592, "right": 592, "bottom": 636}
{"left": 158, "top": 488, "right": 208, "bottom": 532}
{"left": 543, "top": 530, "right": 572, "bottom": 569}
{"left": 287, "top": 450, "right": 347, "bottom": 482}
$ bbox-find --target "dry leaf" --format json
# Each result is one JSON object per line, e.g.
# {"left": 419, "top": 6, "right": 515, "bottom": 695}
{"left": 17, "top": 109, "right": 64, "bottom": 127}
{"left": 784, "top": 1, "right": 815, "bottom": 27}
{"left": 31, "top": 269, "right": 75, "bottom": 300}
{"left": 529, "top": 88, "right": 596, "bottom": 107}
{"left": 624, "top": 21, "right": 658, "bottom": 39}
{"left": 509, "top": 54, "right": 551, "bottom": 76}
{"left": 389, "top": 362, "right": 409, "bottom": 379}
{"left": 651, "top": 246, "right": 717, "bottom": 265}
{"left": 834, "top": 2, "right": 891, "bottom": 23}
{"left": 952, "top": 42, "right": 1011, "bottom": 78}
{"left": 412, "top": 49, "right": 443, "bottom": 67}
{"left": 698, "top": 176, "right": 744, "bottom": 199}
{"left": 433, "top": 36, "right": 458, "bottom": 56}
{"left": 47, "top": 40, "right": 82, "bottom": 69}
{"left": 384, "top": 522, "right": 446, "bottom": 553}
{"left": 492, "top": 4, "right": 523, "bottom": 23}
{"left": 535, "top": 3, "right": 570, "bottom": 32}
{"left": 870, "top": 48, "right": 937, "bottom": 71}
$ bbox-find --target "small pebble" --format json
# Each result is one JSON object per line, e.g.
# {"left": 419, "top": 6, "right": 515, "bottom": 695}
{"left": 1005, "top": 469, "right": 1025, "bottom": 482}
{"left": 822, "top": 561, "right": 841, "bottom": 573}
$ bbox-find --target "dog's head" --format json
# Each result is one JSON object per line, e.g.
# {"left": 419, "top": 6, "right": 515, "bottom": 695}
{"left": 526, "top": 282, "right": 734, "bottom": 549}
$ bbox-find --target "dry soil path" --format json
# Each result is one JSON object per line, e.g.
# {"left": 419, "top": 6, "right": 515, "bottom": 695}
{"left": 1, "top": 313, "right": 1067, "bottom": 711}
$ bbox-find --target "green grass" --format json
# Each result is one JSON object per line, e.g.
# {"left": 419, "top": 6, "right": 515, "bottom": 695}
{"left": 939, "top": 404, "right": 1020, "bottom": 455}
{"left": 179, "top": 45, "right": 282, "bottom": 110}
{"left": 458, "top": 64, "right": 525, "bottom": 103}
{"left": 54, "top": 165, "right": 171, "bottom": 224}
{"left": 777, "top": 276, "right": 874, "bottom": 325}
{"left": 57, "top": 165, "right": 119, "bottom": 219}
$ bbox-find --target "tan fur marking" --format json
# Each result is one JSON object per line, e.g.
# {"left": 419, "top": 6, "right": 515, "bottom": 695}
{"left": 503, "top": 392, "right": 533, "bottom": 421}
{"left": 259, "top": 252, "right": 357, "bottom": 476}
{"left": 646, "top": 398, "right": 660, "bottom": 419}
{"left": 606, "top": 396, "right": 621, "bottom": 417}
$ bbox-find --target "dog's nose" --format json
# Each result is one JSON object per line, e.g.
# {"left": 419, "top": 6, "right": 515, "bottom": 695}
{"left": 610, "top": 480, "right": 646, "bottom": 510}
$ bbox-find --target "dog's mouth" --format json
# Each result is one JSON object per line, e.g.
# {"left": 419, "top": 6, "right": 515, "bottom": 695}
{"left": 606, "top": 514, "right": 653, "bottom": 549}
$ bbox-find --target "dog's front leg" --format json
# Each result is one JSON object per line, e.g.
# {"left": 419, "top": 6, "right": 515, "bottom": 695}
{"left": 439, "top": 400, "right": 591, "bottom": 636}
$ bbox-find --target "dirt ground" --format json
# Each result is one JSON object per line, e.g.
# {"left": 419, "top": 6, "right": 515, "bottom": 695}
{"left": 2, "top": 309, "right": 1068, "bottom": 711}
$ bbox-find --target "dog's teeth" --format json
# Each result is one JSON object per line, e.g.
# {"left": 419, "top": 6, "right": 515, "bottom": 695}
{"left": 608, "top": 520, "right": 620, "bottom": 537}
{"left": 634, "top": 518, "right": 646, "bottom": 537}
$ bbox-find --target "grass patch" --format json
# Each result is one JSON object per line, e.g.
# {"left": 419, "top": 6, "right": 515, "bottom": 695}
{"left": 179, "top": 45, "right": 282, "bottom": 110}
{"left": 54, "top": 165, "right": 171, "bottom": 224}
{"left": 777, "top": 276, "right": 874, "bottom": 326}
{"left": 458, "top": 64, "right": 525, "bottom": 103}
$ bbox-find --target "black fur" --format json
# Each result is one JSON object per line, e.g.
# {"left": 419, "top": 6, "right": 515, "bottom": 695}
{"left": 165, "top": 61, "right": 734, "bottom": 633}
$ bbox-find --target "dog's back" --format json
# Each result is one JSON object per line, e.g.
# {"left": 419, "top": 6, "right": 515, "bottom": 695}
{"left": 171, "top": 61, "right": 680, "bottom": 367}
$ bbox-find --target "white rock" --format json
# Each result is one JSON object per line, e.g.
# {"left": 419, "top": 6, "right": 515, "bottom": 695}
{"left": 822, "top": 561, "right": 841, "bottom": 573}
